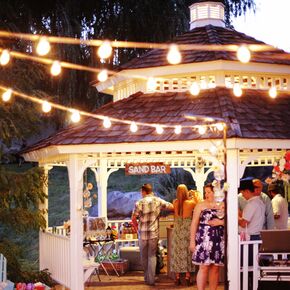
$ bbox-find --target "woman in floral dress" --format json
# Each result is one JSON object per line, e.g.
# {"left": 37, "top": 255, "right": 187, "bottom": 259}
{"left": 190, "top": 183, "right": 224, "bottom": 290}
{"left": 171, "top": 184, "right": 199, "bottom": 286}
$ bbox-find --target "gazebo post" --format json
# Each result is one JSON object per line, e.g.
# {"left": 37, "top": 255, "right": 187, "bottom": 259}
{"left": 226, "top": 148, "right": 240, "bottom": 290}
{"left": 66, "top": 154, "right": 85, "bottom": 290}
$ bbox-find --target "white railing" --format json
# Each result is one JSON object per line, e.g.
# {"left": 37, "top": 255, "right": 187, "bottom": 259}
{"left": 0, "top": 253, "right": 7, "bottom": 283}
{"left": 239, "top": 239, "right": 262, "bottom": 290}
{"left": 39, "top": 231, "right": 70, "bottom": 288}
{"left": 47, "top": 225, "right": 68, "bottom": 236}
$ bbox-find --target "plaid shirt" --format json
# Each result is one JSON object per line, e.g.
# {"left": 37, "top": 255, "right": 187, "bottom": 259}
{"left": 132, "top": 193, "right": 172, "bottom": 240}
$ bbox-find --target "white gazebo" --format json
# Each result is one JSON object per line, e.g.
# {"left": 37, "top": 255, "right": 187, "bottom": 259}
{"left": 22, "top": 1, "right": 290, "bottom": 289}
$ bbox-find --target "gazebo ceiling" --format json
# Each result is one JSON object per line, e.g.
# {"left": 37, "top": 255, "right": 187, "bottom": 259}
{"left": 23, "top": 87, "right": 290, "bottom": 154}
{"left": 119, "top": 25, "right": 290, "bottom": 70}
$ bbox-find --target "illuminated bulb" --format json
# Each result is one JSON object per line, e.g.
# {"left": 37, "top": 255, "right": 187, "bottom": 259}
{"left": 198, "top": 126, "right": 206, "bottom": 135}
{"left": 167, "top": 44, "right": 181, "bottom": 65}
{"left": 269, "top": 87, "right": 277, "bottom": 99}
{"left": 237, "top": 46, "right": 251, "bottom": 63}
{"left": 233, "top": 83, "right": 242, "bottom": 97}
{"left": 0, "top": 49, "right": 10, "bottom": 66}
{"left": 216, "top": 123, "right": 224, "bottom": 131}
{"left": 36, "top": 37, "right": 51, "bottom": 56}
{"left": 50, "top": 61, "right": 61, "bottom": 76}
{"left": 130, "top": 122, "right": 138, "bottom": 133}
{"left": 174, "top": 125, "right": 181, "bottom": 134}
{"left": 190, "top": 82, "right": 200, "bottom": 96}
{"left": 42, "top": 101, "right": 52, "bottom": 113}
{"left": 2, "top": 89, "right": 12, "bottom": 102}
{"left": 103, "top": 117, "right": 111, "bottom": 128}
{"left": 156, "top": 125, "right": 164, "bottom": 134}
{"left": 147, "top": 77, "right": 157, "bottom": 91}
{"left": 71, "top": 110, "right": 80, "bottom": 123}
{"left": 97, "top": 69, "right": 108, "bottom": 82}
{"left": 97, "top": 41, "right": 112, "bottom": 59}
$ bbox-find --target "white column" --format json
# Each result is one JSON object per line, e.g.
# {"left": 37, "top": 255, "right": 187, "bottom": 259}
{"left": 66, "top": 155, "right": 84, "bottom": 290}
{"left": 40, "top": 164, "right": 52, "bottom": 229}
{"left": 226, "top": 148, "right": 240, "bottom": 290}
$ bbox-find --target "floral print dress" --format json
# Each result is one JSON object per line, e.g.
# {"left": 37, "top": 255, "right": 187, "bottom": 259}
{"left": 192, "top": 208, "right": 224, "bottom": 265}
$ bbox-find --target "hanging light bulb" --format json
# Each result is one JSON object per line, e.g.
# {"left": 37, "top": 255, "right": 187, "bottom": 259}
{"left": 167, "top": 44, "right": 181, "bottom": 65}
{"left": 103, "top": 116, "right": 111, "bottom": 128}
{"left": 50, "top": 61, "right": 61, "bottom": 76}
{"left": 233, "top": 83, "right": 242, "bottom": 97}
{"left": 198, "top": 126, "right": 206, "bottom": 135}
{"left": 2, "top": 89, "right": 12, "bottom": 102}
{"left": 36, "top": 37, "right": 51, "bottom": 56}
{"left": 42, "top": 101, "right": 52, "bottom": 113}
{"left": 147, "top": 77, "right": 157, "bottom": 91}
{"left": 156, "top": 125, "right": 164, "bottom": 134}
{"left": 210, "top": 145, "right": 218, "bottom": 155}
{"left": 269, "top": 86, "right": 277, "bottom": 99}
{"left": 70, "top": 110, "right": 81, "bottom": 123}
{"left": 200, "top": 80, "right": 207, "bottom": 90}
{"left": 130, "top": 121, "right": 138, "bottom": 133}
{"left": 97, "top": 41, "right": 113, "bottom": 59}
{"left": 237, "top": 45, "right": 251, "bottom": 63}
{"left": 190, "top": 82, "right": 200, "bottom": 96}
{"left": 97, "top": 69, "right": 108, "bottom": 82}
{"left": 0, "top": 49, "right": 10, "bottom": 66}
{"left": 216, "top": 123, "right": 224, "bottom": 131}
{"left": 174, "top": 125, "right": 181, "bottom": 134}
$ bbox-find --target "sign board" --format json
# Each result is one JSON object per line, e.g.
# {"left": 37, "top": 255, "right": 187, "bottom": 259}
{"left": 125, "top": 162, "right": 171, "bottom": 175}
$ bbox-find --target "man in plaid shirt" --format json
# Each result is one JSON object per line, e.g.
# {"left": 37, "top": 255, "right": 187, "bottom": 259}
{"left": 132, "top": 183, "right": 173, "bottom": 286}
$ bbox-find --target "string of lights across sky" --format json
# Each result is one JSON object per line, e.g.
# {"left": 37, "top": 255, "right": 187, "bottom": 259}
{"left": 0, "top": 30, "right": 285, "bottom": 135}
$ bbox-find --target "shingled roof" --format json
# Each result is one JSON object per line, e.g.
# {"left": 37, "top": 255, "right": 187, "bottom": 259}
{"left": 120, "top": 25, "right": 290, "bottom": 69}
{"left": 23, "top": 87, "right": 290, "bottom": 153}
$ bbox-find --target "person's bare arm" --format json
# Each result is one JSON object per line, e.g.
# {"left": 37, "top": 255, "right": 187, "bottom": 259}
{"left": 208, "top": 218, "right": 224, "bottom": 226}
{"left": 238, "top": 217, "right": 249, "bottom": 228}
{"left": 189, "top": 203, "right": 202, "bottom": 252}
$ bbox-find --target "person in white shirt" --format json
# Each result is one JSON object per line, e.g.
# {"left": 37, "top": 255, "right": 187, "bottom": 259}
{"left": 268, "top": 183, "right": 289, "bottom": 229}
{"left": 238, "top": 179, "right": 265, "bottom": 239}
{"left": 238, "top": 178, "right": 275, "bottom": 230}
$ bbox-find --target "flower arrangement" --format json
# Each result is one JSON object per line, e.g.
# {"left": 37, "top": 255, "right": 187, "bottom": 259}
{"left": 272, "top": 151, "right": 290, "bottom": 183}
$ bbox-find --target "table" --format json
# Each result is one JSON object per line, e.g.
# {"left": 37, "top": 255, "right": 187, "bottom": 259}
{"left": 83, "top": 238, "right": 120, "bottom": 279}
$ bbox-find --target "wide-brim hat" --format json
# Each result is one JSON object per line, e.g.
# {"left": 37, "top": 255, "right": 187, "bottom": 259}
{"left": 238, "top": 178, "right": 255, "bottom": 192}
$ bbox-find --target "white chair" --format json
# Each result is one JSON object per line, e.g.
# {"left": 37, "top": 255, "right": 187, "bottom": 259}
{"left": 0, "top": 254, "right": 14, "bottom": 290}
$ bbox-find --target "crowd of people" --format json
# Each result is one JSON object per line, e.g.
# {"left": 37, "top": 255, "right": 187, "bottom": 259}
{"left": 131, "top": 178, "right": 288, "bottom": 289}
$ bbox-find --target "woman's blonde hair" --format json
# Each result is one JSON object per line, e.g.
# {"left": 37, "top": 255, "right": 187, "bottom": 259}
{"left": 176, "top": 184, "right": 188, "bottom": 216}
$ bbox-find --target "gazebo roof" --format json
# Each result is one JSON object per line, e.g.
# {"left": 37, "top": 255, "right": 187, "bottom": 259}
{"left": 23, "top": 87, "right": 290, "bottom": 154}
{"left": 120, "top": 25, "right": 290, "bottom": 70}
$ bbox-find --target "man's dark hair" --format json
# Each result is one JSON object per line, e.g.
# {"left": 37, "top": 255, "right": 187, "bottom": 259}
{"left": 141, "top": 183, "right": 153, "bottom": 194}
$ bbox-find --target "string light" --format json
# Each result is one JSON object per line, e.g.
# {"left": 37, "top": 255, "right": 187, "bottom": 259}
{"left": 156, "top": 125, "right": 164, "bottom": 134}
{"left": 42, "top": 101, "right": 52, "bottom": 113}
{"left": 97, "top": 69, "right": 108, "bottom": 82}
{"left": 198, "top": 126, "right": 206, "bottom": 135}
{"left": 200, "top": 80, "right": 207, "bottom": 90}
{"left": 0, "top": 49, "right": 10, "bottom": 66}
{"left": 190, "top": 82, "right": 200, "bottom": 96}
{"left": 216, "top": 123, "right": 224, "bottom": 131}
{"left": 36, "top": 37, "right": 51, "bottom": 56}
{"left": 130, "top": 121, "right": 138, "bottom": 133}
{"left": 233, "top": 83, "right": 242, "bottom": 97}
{"left": 50, "top": 61, "right": 62, "bottom": 76}
{"left": 97, "top": 41, "right": 113, "bottom": 59}
{"left": 70, "top": 110, "right": 81, "bottom": 123}
{"left": 147, "top": 77, "right": 157, "bottom": 91}
{"left": 210, "top": 145, "right": 218, "bottom": 155}
{"left": 167, "top": 44, "right": 181, "bottom": 65}
{"left": 269, "top": 86, "right": 277, "bottom": 98}
{"left": 237, "top": 45, "right": 251, "bottom": 63}
{"left": 2, "top": 89, "right": 12, "bottom": 102}
{"left": 174, "top": 125, "right": 181, "bottom": 134}
{"left": 103, "top": 116, "right": 111, "bottom": 128}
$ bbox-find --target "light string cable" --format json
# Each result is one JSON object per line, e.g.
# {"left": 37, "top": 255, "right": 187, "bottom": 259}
{"left": 0, "top": 84, "right": 227, "bottom": 133}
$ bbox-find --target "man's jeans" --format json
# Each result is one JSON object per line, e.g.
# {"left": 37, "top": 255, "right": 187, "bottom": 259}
{"left": 139, "top": 237, "right": 158, "bottom": 285}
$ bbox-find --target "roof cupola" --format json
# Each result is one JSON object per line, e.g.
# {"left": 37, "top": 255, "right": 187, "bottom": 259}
{"left": 189, "top": 0, "right": 225, "bottom": 30}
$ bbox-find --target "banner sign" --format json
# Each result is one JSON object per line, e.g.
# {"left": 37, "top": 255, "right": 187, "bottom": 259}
{"left": 125, "top": 162, "right": 171, "bottom": 175}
